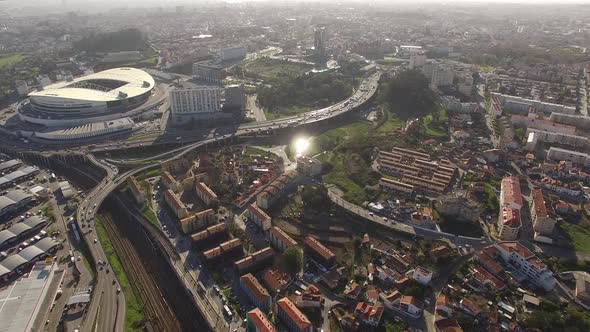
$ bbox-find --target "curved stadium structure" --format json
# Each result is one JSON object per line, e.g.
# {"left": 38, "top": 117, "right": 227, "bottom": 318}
{"left": 18, "top": 67, "right": 155, "bottom": 127}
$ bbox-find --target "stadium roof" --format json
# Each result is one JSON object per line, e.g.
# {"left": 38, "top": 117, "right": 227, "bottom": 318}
{"left": 29, "top": 67, "right": 155, "bottom": 102}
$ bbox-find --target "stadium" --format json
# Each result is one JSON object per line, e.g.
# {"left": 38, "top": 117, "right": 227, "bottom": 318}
{"left": 17, "top": 67, "right": 156, "bottom": 127}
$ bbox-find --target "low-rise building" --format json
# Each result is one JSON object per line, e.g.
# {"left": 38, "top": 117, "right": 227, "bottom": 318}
{"left": 161, "top": 171, "right": 179, "bottom": 192}
{"left": 304, "top": 236, "right": 336, "bottom": 267}
{"left": 494, "top": 241, "right": 556, "bottom": 291}
{"left": 378, "top": 178, "right": 415, "bottom": 195}
{"left": 127, "top": 176, "right": 146, "bottom": 205}
{"left": 256, "top": 171, "right": 297, "bottom": 209}
{"left": 436, "top": 193, "right": 480, "bottom": 222}
{"left": 296, "top": 285, "right": 323, "bottom": 308}
{"left": 459, "top": 298, "right": 481, "bottom": 316}
{"left": 202, "top": 238, "right": 242, "bottom": 262}
{"left": 191, "top": 223, "right": 228, "bottom": 245}
{"left": 246, "top": 308, "right": 276, "bottom": 332}
{"left": 263, "top": 268, "right": 291, "bottom": 293}
{"left": 435, "top": 294, "right": 454, "bottom": 318}
{"left": 296, "top": 156, "right": 322, "bottom": 176}
{"left": 195, "top": 182, "right": 218, "bottom": 207}
{"left": 164, "top": 189, "right": 188, "bottom": 219}
{"left": 276, "top": 297, "right": 313, "bottom": 332}
{"left": 234, "top": 247, "right": 274, "bottom": 275}
{"left": 380, "top": 290, "right": 402, "bottom": 310}
{"left": 268, "top": 227, "right": 297, "bottom": 252}
{"left": 531, "top": 188, "right": 557, "bottom": 236}
{"left": 354, "top": 302, "right": 384, "bottom": 327}
{"left": 498, "top": 207, "right": 521, "bottom": 241}
{"left": 240, "top": 273, "right": 272, "bottom": 311}
{"left": 400, "top": 296, "right": 423, "bottom": 317}
{"left": 248, "top": 203, "right": 272, "bottom": 231}
{"left": 180, "top": 208, "right": 216, "bottom": 234}
{"left": 412, "top": 266, "right": 433, "bottom": 285}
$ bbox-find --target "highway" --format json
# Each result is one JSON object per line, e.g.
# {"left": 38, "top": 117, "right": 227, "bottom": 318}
{"left": 70, "top": 71, "right": 381, "bottom": 332}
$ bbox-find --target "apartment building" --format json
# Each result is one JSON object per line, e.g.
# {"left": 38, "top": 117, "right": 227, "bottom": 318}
{"left": 304, "top": 236, "right": 336, "bottom": 267}
{"left": 248, "top": 203, "right": 272, "bottom": 231}
{"left": 240, "top": 273, "right": 272, "bottom": 312}
{"left": 180, "top": 208, "right": 216, "bottom": 234}
{"left": 191, "top": 223, "right": 228, "bottom": 245}
{"left": 195, "top": 182, "right": 218, "bottom": 207}
{"left": 400, "top": 296, "right": 423, "bottom": 317}
{"left": 161, "top": 171, "right": 179, "bottom": 192}
{"left": 269, "top": 227, "right": 297, "bottom": 252}
{"left": 276, "top": 297, "right": 313, "bottom": 332}
{"left": 247, "top": 308, "right": 276, "bottom": 332}
{"left": 494, "top": 241, "right": 556, "bottom": 291}
{"left": 511, "top": 114, "right": 577, "bottom": 135}
{"left": 126, "top": 176, "right": 145, "bottom": 205}
{"left": 547, "top": 147, "right": 590, "bottom": 167}
{"left": 500, "top": 176, "right": 523, "bottom": 210}
{"left": 202, "top": 238, "right": 242, "bottom": 262}
{"left": 234, "top": 247, "right": 274, "bottom": 275}
{"left": 412, "top": 266, "right": 433, "bottom": 285}
{"left": 525, "top": 128, "right": 588, "bottom": 151}
{"left": 256, "top": 171, "right": 297, "bottom": 209}
{"left": 530, "top": 189, "right": 557, "bottom": 236}
{"left": 163, "top": 189, "right": 188, "bottom": 219}
{"left": 296, "top": 156, "right": 322, "bottom": 176}
{"left": 498, "top": 207, "right": 521, "bottom": 241}
{"left": 378, "top": 178, "right": 415, "bottom": 195}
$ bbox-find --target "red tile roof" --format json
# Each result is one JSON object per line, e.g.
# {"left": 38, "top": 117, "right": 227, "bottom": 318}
{"left": 164, "top": 189, "right": 184, "bottom": 210}
{"left": 195, "top": 181, "right": 218, "bottom": 200}
{"left": 249, "top": 203, "right": 271, "bottom": 221}
{"left": 240, "top": 273, "right": 270, "bottom": 304}
{"left": 500, "top": 207, "right": 521, "bottom": 228}
{"left": 304, "top": 236, "right": 335, "bottom": 262}
{"left": 473, "top": 266, "right": 506, "bottom": 290}
{"left": 277, "top": 297, "right": 312, "bottom": 331}
{"left": 270, "top": 227, "right": 297, "bottom": 248}
{"left": 127, "top": 176, "right": 143, "bottom": 196}
{"left": 248, "top": 308, "right": 276, "bottom": 332}
{"left": 501, "top": 176, "right": 523, "bottom": 207}
{"left": 263, "top": 269, "right": 291, "bottom": 292}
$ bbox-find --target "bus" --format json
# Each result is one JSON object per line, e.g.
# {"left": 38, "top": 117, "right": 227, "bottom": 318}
{"left": 223, "top": 305, "right": 233, "bottom": 318}
{"left": 197, "top": 281, "right": 206, "bottom": 294}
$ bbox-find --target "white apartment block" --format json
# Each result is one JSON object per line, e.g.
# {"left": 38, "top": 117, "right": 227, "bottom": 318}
{"left": 547, "top": 147, "right": 590, "bottom": 167}
{"left": 169, "top": 86, "right": 223, "bottom": 114}
{"left": 494, "top": 242, "right": 556, "bottom": 291}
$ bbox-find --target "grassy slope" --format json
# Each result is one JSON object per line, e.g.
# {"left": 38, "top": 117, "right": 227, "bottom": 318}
{"left": 95, "top": 217, "right": 145, "bottom": 331}
{"left": 0, "top": 54, "right": 26, "bottom": 68}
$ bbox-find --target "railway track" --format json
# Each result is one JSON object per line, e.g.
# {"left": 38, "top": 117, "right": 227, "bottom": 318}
{"left": 100, "top": 212, "right": 182, "bottom": 332}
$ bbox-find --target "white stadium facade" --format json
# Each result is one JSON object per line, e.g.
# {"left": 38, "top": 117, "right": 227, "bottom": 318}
{"left": 18, "top": 67, "right": 155, "bottom": 127}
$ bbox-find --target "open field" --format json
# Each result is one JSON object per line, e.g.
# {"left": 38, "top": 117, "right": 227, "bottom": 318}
{"left": 245, "top": 58, "right": 312, "bottom": 82}
{"left": 0, "top": 54, "right": 26, "bottom": 69}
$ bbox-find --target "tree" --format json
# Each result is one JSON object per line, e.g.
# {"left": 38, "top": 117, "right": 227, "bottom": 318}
{"left": 282, "top": 247, "right": 303, "bottom": 275}
{"left": 300, "top": 185, "right": 331, "bottom": 211}
{"left": 378, "top": 69, "right": 435, "bottom": 120}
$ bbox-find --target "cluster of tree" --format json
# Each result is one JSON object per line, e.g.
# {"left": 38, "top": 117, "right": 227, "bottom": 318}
{"left": 378, "top": 69, "right": 436, "bottom": 120}
{"left": 281, "top": 247, "right": 303, "bottom": 275}
{"left": 256, "top": 72, "right": 353, "bottom": 113}
{"left": 300, "top": 185, "right": 331, "bottom": 211}
{"left": 73, "top": 28, "right": 146, "bottom": 54}
{"left": 525, "top": 300, "right": 590, "bottom": 332}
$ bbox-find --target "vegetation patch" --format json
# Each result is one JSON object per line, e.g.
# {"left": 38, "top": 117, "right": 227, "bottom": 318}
{"left": 0, "top": 53, "right": 26, "bottom": 69}
{"left": 95, "top": 216, "right": 145, "bottom": 331}
{"left": 561, "top": 222, "right": 590, "bottom": 255}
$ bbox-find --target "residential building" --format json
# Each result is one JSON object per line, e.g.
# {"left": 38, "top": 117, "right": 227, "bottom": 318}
{"left": 494, "top": 241, "right": 557, "bottom": 291}
{"left": 435, "top": 318, "right": 464, "bottom": 332}
{"left": 296, "top": 285, "right": 323, "bottom": 308}
{"left": 202, "top": 238, "right": 242, "bottom": 262}
{"left": 256, "top": 171, "right": 297, "bottom": 209}
{"left": 161, "top": 171, "right": 179, "bottom": 192}
{"left": 224, "top": 84, "right": 245, "bottom": 109}
{"left": 296, "top": 156, "right": 322, "bottom": 176}
{"left": 500, "top": 176, "right": 523, "bottom": 210}
{"left": 219, "top": 46, "right": 247, "bottom": 62}
{"left": 380, "top": 290, "right": 402, "bottom": 310}
{"left": 400, "top": 296, "right": 423, "bottom": 317}
{"left": 246, "top": 308, "right": 276, "bottom": 332}
{"left": 240, "top": 273, "right": 272, "bottom": 311}
{"left": 498, "top": 207, "right": 521, "bottom": 241}
{"left": 378, "top": 178, "right": 415, "bottom": 195}
{"left": 169, "top": 85, "right": 223, "bottom": 115}
{"left": 164, "top": 189, "right": 188, "bottom": 219}
{"left": 276, "top": 297, "right": 313, "bottom": 332}
{"left": 575, "top": 273, "right": 590, "bottom": 302}
{"left": 248, "top": 203, "right": 272, "bottom": 231}
{"left": 547, "top": 147, "right": 590, "bottom": 167}
{"left": 436, "top": 193, "right": 480, "bottom": 222}
{"left": 126, "top": 176, "right": 145, "bottom": 205}
{"left": 195, "top": 182, "right": 218, "bottom": 207}
{"left": 345, "top": 283, "right": 363, "bottom": 301}
{"left": 511, "top": 114, "right": 576, "bottom": 135}
{"left": 313, "top": 27, "right": 327, "bottom": 57}
{"left": 472, "top": 266, "right": 506, "bottom": 291}
{"left": 180, "top": 209, "right": 215, "bottom": 234}
{"left": 191, "top": 223, "right": 228, "bottom": 245}
{"left": 304, "top": 236, "right": 336, "bottom": 267}
{"left": 355, "top": 302, "right": 384, "bottom": 327}
{"left": 269, "top": 227, "right": 297, "bottom": 252}
{"left": 412, "top": 266, "right": 433, "bottom": 285}
{"left": 234, "top": 247, "right": 274, "bottom": 275}
{"left": 531, "top": 189, "right": 557, "bottom": 235}
{"left": 459, "top": 298, "right": 481, "bottom": 316}
{"left": 525, "top": 128, "right": 588, "bottom": 151}
{"left": 263, "top": 268, "right": 291, "bottom": 293}
{"left": 192, "top": 61, "right": 223, "bottom": 85}
{"left": 492, "top": 92, "right": 576, "bottom": 115}
{"left": 435, "top": 294, "right": 454, "bottom": 318}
